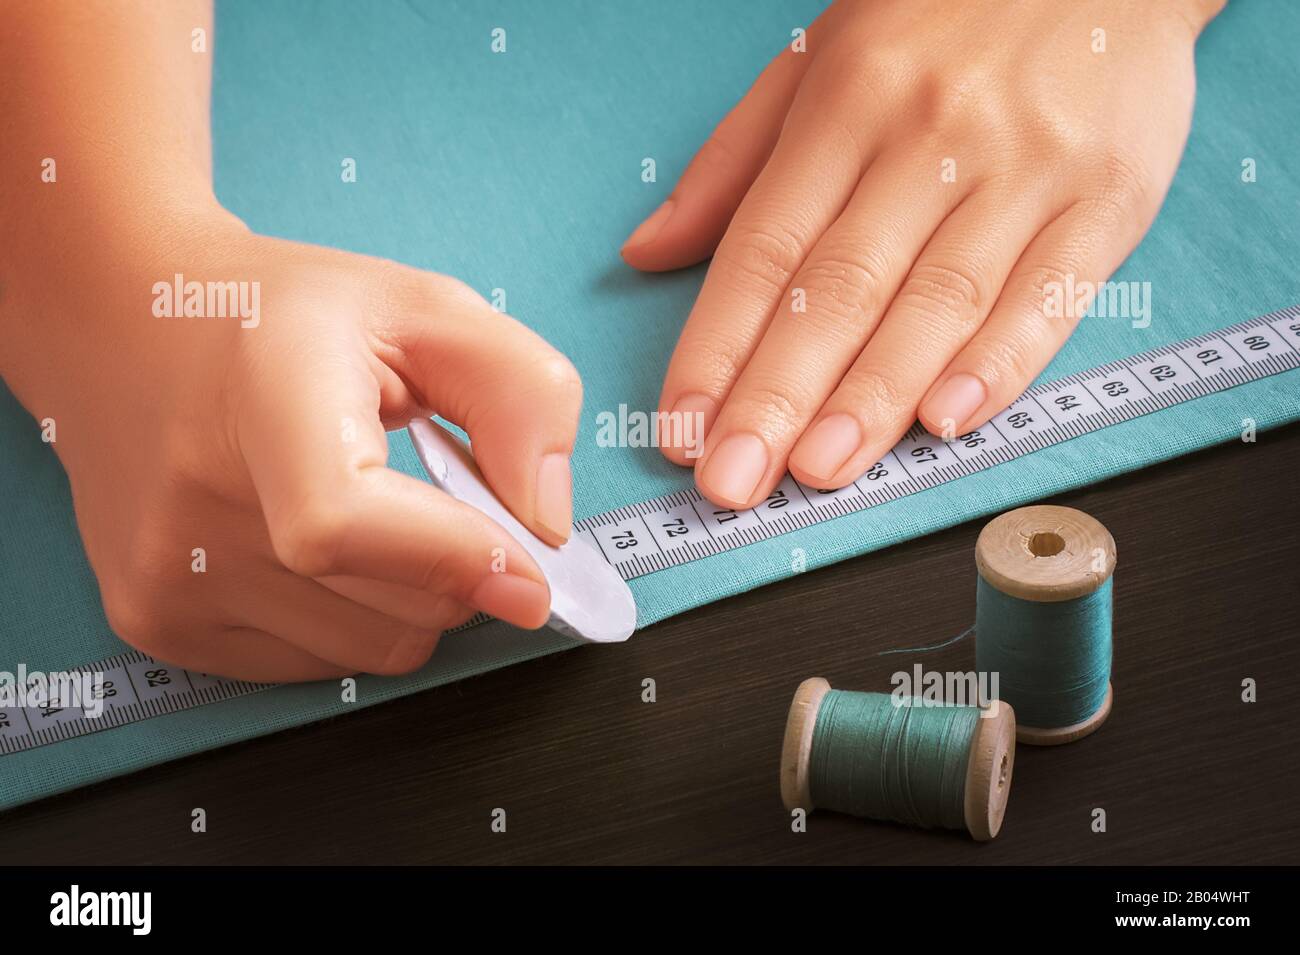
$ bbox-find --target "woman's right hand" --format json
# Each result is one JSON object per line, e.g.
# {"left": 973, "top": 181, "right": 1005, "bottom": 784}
{"left": 1, "top": 211, "right": 584, "bottom": 682}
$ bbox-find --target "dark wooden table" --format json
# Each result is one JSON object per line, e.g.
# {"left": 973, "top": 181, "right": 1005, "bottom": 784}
{"left": 4, "top": 425, "right": 1298, "bottom": 865}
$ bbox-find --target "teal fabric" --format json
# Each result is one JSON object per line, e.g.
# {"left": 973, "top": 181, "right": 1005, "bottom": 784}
{"left": 1, "top": 0, "right": 1297, "bottom": 810}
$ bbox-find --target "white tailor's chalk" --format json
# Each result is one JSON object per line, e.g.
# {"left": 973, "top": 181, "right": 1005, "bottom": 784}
{"left": 407, "top": 418, "right": 636, "bottom": 644}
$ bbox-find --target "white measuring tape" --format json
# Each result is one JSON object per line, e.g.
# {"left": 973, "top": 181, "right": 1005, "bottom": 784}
{"left": 3, "top": 306, "right": 1298, "bottom": 756}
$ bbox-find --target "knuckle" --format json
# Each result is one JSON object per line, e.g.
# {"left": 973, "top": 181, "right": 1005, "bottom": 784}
{"left": 371, "top": 263, "right": 418, "bottom": 316}
{"left": 374, "top": 263, "right": 484, "bottom": 317}
{"left": 501, "top": 352, "right": 583, "bottom": 423}
{"left": 1079, "top": 149, "right": 1158, "bottom": 225}
{"left": 94, "top": 490, "right": 196, "bottom": 658}
{"left": 535, "top": 354, "right": 583, "bottom": 399}
{"left": 426, "top": 272, "right": 487, "bottom": 310}
{"left": 413, "top": 546, "right": 463, "bottom": 595}
{"left": 897, "top": 260, "right": 986, "bottom": 325}
{"left": 722, "top": 223, "right": 804, "bottom": 294}
{"left": 1021, "top": 263, "right": 1086, "bottom": 329}
{"left": 1028, "top": 107, "right": 1095, "bottom": 160}
{"left": 271, "top": 493, "right": 352, "bottom": 578}
{"left": 798, "top": 252, "right": 888, "bottom": 330}
{"left": 915, "top": 69, "right": 1004, "bottom": 133}
{"left": 1021, "top": 262, "right": 1075, "bottom": 299}
{"left": 101, "top": 583, "right": 176, "bottom": 660}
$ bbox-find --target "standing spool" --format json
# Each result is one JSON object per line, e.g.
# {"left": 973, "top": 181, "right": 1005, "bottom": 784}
{"left": 780, "top": 679, "right": 1016, "bottom": 841}
{"left": 975, "top": 505, "right": 1117, "bottom": 746}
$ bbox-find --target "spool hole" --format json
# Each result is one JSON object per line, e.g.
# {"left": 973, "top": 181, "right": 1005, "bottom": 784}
{"left": 998, "top": 753, "right": 1009, "bottom": 788}
{"left": 1027, "top": 531, "right": 1066, "bottom": 558}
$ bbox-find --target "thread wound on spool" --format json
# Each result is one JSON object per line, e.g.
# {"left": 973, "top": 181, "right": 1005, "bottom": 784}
{"left": 811, "top": 690, "right": 976, "bottom": 830}
{"left": 976, "top": 577, "right": 1112, "bottom": 728}
{"left": 780, "top": 679, "right": 1016, "bottom": 841}
{"left": 974, "top": 505, "right": 1116, "bottom": 745}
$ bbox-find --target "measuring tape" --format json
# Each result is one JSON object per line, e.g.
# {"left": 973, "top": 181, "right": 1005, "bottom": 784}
{"left": 3, "top": 306, "right": 1297, "bottom": 756}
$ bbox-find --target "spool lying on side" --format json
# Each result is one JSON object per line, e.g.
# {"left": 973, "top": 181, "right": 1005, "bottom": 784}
{"left": 779, "top": 678, "right": 1016, "bottom": 841}
{"left": 975, "top": 505, "right": 1117, "bottom": 745}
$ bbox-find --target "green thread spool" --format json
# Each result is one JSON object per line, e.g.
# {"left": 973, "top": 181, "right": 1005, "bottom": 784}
{"left": 975, "top": 505, "right": 1117, "bottom": 746}
{"left": 780, "top": 679, "right": 1016, "bottom": 841}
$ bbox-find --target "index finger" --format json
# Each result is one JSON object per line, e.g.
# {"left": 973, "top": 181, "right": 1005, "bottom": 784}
{"left": 656, "top": 73, "right": 872, "bottom": 465}
{"left": 237, "top": 318, "right": 553, "bottom": 631}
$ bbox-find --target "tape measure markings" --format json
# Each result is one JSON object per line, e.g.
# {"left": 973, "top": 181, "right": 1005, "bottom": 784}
{"left": 0, "top": 649, "right": 269, "bottom": 755}
{"left": 1, "top": 305, "right": 1297, "bottom": 756}
{"left": 579, "top": 306, "right": 1300, "bottom": 580}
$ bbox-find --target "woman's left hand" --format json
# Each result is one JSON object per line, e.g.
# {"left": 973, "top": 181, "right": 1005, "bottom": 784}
{"left": 622, "top": 0, "right": 1222, "bottom": 508}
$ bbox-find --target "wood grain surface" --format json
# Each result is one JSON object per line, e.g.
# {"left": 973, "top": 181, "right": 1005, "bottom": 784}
{"left": 3, "top": 425, "right": 1298, "bottom": 865}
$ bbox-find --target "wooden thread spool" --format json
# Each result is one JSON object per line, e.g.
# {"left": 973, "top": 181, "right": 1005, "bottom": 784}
{"left": 975, "top": 504, "right": 1117, "bottom": 745}
{"left": 779, "top": 678, "right": 1017, "bottom": 841}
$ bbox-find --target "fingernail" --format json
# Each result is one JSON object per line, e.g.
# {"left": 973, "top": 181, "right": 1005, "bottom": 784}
{"left": 471, "top": 573, "right": 551, "bottom": 630}
{"left": 789, "top": 414, "right": 861, "bottom": 482}
{"left": 535, "top": 452, "right": 572, "bottom": 544}
{"left": 699, "top": 432, "right": 768, "bottom": 505}
{"left": 923, "top": 373, "right": 987, "bottom": 432}
{"left": 668, "top": 393, "right": 716, "bottom": 459}
{"left": 622, "top": 199, "right": 675, "bottom": 251}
